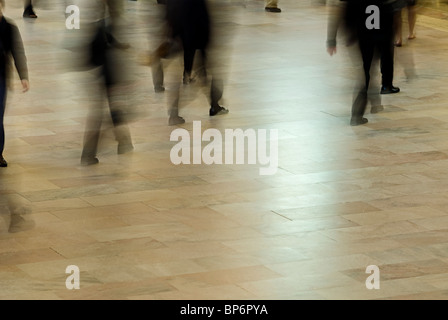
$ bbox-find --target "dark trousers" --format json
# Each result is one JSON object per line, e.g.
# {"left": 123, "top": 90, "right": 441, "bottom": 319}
{"left": 0, "top": 77, "right": 6, "bottom": 155}
{"left": 358, "top": 35, "right": 395, "bottom": 89}
{"left": 183, "top": 46, "right": 222, "bottom": 107}
{"left": 210, "top": 77, "right": 223, "bottom": 108}
{"left": 183, "top": 47, "right": 207, "bottom": 79}
{"left": 352, "top": 34, "right": 394, "bottom": 117}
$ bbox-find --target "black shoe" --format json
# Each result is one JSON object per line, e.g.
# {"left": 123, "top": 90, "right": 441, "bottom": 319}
{"left": 81, "top": 157, "right": 99, "bottom": 166}
{"left": 23, "top": 6, "right": 38, "bottom": 18}
{"left": 265, "top": 7, "right": 281, "bottom": 12}
{"left": 0, "top": 156, "right": 7, "bottom": 167}
{"left": 380, "top": 85, "right": 400, "bottom": 94}
{"left": 350, "top": 117, "right": 368, "bottom": 126}
{"left": 209, "top": 105, "right": 229, "bottom": 116}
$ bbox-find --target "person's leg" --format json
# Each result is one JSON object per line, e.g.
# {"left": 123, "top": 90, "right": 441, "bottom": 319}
{"left": 152, "top": 59, "right": 165, "bottom": 92}
{"left": 149, "top": 40, "right": 174, "bottom": 92}
{"left": 167, "top": 53, "right": 185, "bottom": 126}
{"left": 209, "top": 77, "right": 228, "bottom": 116}
{"left": 203, "top": 45, "right": 228, "bottom": 116}
{"left": 351, "top": 89, "right": 368, "bottom": 126}
{"left": 81, "top": 108, "right": 102, "bottom": 165}
{"left": 368, "top": 54, "right": 383, "bottom": 114}
{"left": 408, "top": 4, "right": 417, "bottom": 39}
{"left": 210, "top": 78, "right": 223, "bottom": 109}
{"left": 168, "top": 80, "right": 185, "bottom": 125}
{"left": 0, "top": 76, "right": 7, "bottom": 167}
{"left": 81, "top": 77, "right": 104, "bottom": 165}
{"left": 106, "top": 85, "right": 134, "bottom": 155}
{"left": 266, "top": 0, "right": 278, "bottom": 8}
{"left": 183, "top": 47, "right": 196, "bottom": 84}
{"left": 379, "top": 35, "right": 399, "bottom": 94}
{"left": 195, "top": 48, "right": 208, "bottom": 83}
{"left": 359, "top": 39, "right": 375, "bottom": 91}
{"left": 350, "top": 39, "right": 374, "bottom": 125}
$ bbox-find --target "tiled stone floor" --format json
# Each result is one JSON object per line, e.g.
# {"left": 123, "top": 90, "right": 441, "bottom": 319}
{"left": 1, "top": 0, "right": 448, "bottom": 300}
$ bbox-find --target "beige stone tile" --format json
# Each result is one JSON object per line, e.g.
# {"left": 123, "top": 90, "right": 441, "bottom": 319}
{"left": 389, "top": 230, "right": 448, "bottom": 247}
{"left": 320, "top": 220, "right": 430, "bottom": 242}
{"left": 342, "top": 206, "right": 448, "bottom": 226}
{"left": 0, "top": 248, "right": 65, "bottom": 266}
{"left": 314, "top": 277, "right": 440, "bottom": 300}
{"left": 239, "top": 272, "right": 359, "bottom": 299}
{"left": 266, "top": 254, "right": 383, "bottom": 277}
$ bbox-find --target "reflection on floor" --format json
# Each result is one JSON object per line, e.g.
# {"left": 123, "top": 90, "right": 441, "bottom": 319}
{"left": 1, "top": 0, "right": 448, "bottom": 300}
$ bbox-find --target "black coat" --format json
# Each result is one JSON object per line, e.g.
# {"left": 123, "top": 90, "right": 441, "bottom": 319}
{"left": 166, "top": 0, "right": 211, "bottom": 50}
{"left": 0, "top": 17, "right": 28, "bottom": 85}
{"left": 342, "top": 0, "right": 398, "bottom": 39}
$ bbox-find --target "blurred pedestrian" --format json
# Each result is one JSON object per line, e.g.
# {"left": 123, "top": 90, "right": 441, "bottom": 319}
{"left": 0, "top": 0, "right": 30, "bottom": 167}
{"left": 394, "top": 0, "right": 418, "bottom": 47}
{"left": 80, "top": 2, "right": 134, "bottom": 165}
{"left": 164, "top": 0, "right": 229, "bottom": 125}
{"left": 326, "top": 0, "right": 400, "bottom": 126}
{"left": 0, "top": 0, "right": 33, "bottom": 233}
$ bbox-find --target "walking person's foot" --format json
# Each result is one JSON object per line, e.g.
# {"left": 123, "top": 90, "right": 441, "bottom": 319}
{"left": 0, "top": 155, "right": 7, "bottom": 167}
{"left": 23, "top": 6, "right": 37, "bottom": 18}
{"left": 265, "top": 7, "right": 281, "bottom": 12}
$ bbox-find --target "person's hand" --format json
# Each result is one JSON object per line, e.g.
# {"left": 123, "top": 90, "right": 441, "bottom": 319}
{"left": 21, "top": 79, "right": 29, "bottom": 93}
{"left": 327, "top": 46, "right": 337, "bottom": 56}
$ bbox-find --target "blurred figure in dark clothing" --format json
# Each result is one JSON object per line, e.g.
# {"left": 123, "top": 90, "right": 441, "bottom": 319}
{"left": 0, "top": 0, "right": 33, "bottom": 230}
{"left": 0, "top": 0, "right": 30, "bottom": 167}
{"left": 166, "top": 0, "right": 210, "bottom": 85}
{"left": 327, "top": 0, "right": 401, "bottom": 126}
{"left": 80, "top": 11, "right": 134, "bottom": 165}
{"left": 164, "top": 0, "right": 229, "bottom": 125}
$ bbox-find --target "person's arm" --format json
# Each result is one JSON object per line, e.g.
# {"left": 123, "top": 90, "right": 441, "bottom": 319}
{"left": 10, "top": 23, "right": 29, "bottom": 92}
{"left": 326, "top": 1, "right": 344, "bottom": 56}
